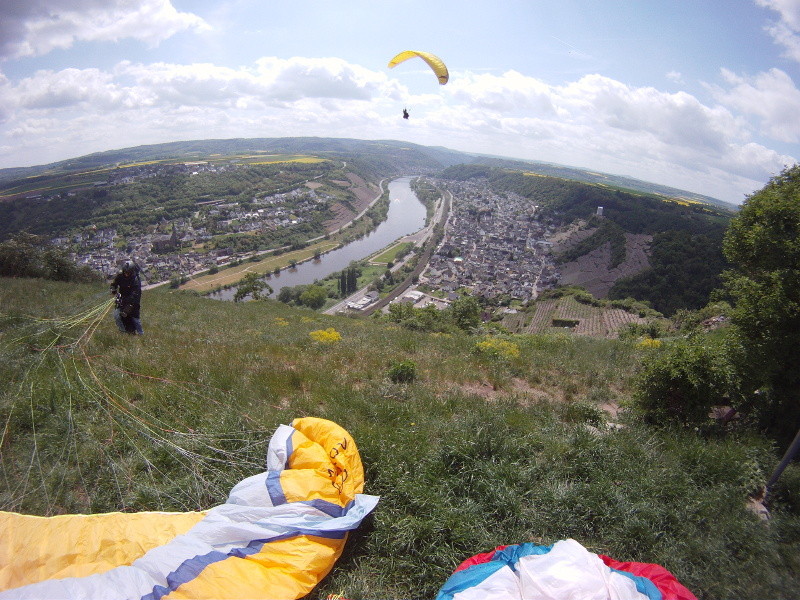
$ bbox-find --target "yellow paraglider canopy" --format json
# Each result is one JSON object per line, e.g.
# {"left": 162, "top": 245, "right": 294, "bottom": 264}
{"left": 388, "top": 50, "right": 449, "bottom": 85}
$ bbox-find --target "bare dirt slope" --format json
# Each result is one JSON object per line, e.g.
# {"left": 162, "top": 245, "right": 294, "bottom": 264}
{"left": 556, "top": 232, "right": 652, "bottom": 298}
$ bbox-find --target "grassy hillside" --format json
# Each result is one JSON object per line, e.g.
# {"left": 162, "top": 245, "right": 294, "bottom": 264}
{"left": 1, "top": 277, "right": 799, "bottom": 599}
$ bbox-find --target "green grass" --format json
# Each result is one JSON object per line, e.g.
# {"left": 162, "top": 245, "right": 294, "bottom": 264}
{"left": 1, "top": 276, "right": 799, "bottom": 599}
{"left": 371, "top": 242, "right": 413, "bottom": 265}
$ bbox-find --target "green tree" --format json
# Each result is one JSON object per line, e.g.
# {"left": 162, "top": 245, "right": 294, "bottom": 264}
{"left": 0, "top": 233, "right": 99, "bottom": 283}
{"left": 277, "top": 286, "right": 296, "bottom": 304}
{"left": 721, "top": 165, "right": 800, "bottom": 443}
{"left": 233, "top": 272, "right": 272, "bottom": 302}
{"left": 299, "top": 285, "right": 327, "bottom": 309}
{"left": 449, "top": 295, "right": 481, "bottom": 331}
{"left": 346, "top": 266, "right": 359, "bottom": 294}
{"left": 388, "top": 302, "right": 414, "bottom": 323}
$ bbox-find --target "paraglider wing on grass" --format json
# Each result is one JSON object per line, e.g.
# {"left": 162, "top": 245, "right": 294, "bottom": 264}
{"left": 0, "top": 418, "right": 379, "bottom": 600}
{"left": 436, "top": 540, "right": 697, "bottom": 600}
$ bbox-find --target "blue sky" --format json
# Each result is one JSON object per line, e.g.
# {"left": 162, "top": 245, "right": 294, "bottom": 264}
{"left": 2, "top": 1, "right": 800, "bottom": 204}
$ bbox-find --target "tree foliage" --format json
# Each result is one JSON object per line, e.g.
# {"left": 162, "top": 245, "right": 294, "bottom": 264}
{"left": 634, "top": 335, "right": 742, "bottom": 426}
{"left": 338, "top": 266, "right": 360, "bottom": 297}
{"left": 721, "top": 165, "right": 800, "bottom": 442}
{"left": 450, "top": 295, "right": 481, "bottom": 331}
{"left": 233, "top": 272, "right": 272, "bottom": 302}
{"left": 278, "top": 283, "right": 328, "bottom": 309}
{"left": 299, "top": 285, "right": 328, "bottom": 309}
{"left": 0, "top": 233, "right": 100, "bottom": 283}
{"left": 609, "top": 230, "right": 728, "bottom": 315}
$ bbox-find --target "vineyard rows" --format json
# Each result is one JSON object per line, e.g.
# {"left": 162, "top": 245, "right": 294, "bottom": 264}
{"left": 503, "top": 296, "right": 648, "bottom": 338}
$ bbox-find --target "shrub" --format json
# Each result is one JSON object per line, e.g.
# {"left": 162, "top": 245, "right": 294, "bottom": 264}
{"left": 552, "top": 318, "right": 580, "bottom": 328}
{"left": 634, "top": 335, "right": 741, "bottom": 425}
{"left": 387, "top": 359, "right": 417, "bottom": 384}
{"left": 562, "top": 400, "right": 606, "bottom": 427}
{"left": 620, "top": 320, "right": 669, "bottom": 340}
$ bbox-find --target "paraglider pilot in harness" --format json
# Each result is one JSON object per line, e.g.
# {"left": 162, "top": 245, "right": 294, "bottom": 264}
{"left": 110, "top": 260, "right": 144, "bottom": 335}
{"left": 403, "top": 108, "right": 409, "bottom": 119}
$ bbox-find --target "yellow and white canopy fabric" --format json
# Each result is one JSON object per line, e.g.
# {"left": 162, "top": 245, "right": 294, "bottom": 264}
{"left": 0, "top": 417, "right": 379, "bottom": 600}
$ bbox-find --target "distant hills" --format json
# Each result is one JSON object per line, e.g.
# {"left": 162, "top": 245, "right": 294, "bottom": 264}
{"left": 0, "top": 137, "right": 734, "bottom": 210}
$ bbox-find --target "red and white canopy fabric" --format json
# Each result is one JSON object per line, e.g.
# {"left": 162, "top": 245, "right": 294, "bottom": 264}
{"left": 436, "top": 539, "right": 697, "bottom": 600}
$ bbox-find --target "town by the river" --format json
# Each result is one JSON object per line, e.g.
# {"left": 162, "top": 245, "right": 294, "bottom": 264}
{"left": 210, "top": 176, "right": 428, "bottom": 300}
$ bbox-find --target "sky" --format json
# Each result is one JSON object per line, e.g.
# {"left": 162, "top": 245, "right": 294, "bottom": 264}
{"left": 2, "top": 1, "right": 800, "bottom": 204}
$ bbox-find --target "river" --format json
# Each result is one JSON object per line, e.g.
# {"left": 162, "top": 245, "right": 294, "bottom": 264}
{"left": 210, "top": 177, "right": 426, "bottom": 300}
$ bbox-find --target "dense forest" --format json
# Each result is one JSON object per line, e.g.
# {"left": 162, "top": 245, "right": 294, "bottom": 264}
{"left": 609, "top": 229, "right": 728, "bottom": 315}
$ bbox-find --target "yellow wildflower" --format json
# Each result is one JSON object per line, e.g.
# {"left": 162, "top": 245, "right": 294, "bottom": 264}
{"left": 475, "top": 338, "right": 520, "bottom": 360}
{"left": 637, "top": 337, "right": 662, "bottom": 349}
{"left": 309, "top": 328, "right": 342, "bottom": 343}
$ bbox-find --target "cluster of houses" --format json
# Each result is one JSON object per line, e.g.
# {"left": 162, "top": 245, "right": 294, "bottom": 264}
{"left": 418, "top": 179, "right": 559, "bottom": 303}
{"left": 55, "top": 170, "right": 561, "bottom": 305}
{"left": 210, "top": 187, "right": 330, "bottom": 233}
{"left": 56, "top": 225, "right": 231, "bottom": 282}
{"left": 58, "top": 180, "right": 334, "bottom": 284}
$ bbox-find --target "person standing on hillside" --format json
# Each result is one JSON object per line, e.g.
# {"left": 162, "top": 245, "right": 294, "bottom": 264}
{"left": 110, "top": 260, "right": 144, "bottom": 335}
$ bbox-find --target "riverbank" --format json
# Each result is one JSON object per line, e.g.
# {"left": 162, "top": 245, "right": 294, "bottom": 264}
{"left": 175, "top": 178, "right": 390, "bottom": 295}
{"left": 324, "top": 187, "right": 451, "bottom": 315}
{"left": 208, "top": 177, "right": 428, "bottom": 302}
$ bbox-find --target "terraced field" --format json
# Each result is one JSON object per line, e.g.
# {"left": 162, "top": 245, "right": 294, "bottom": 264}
{"left": 504, "top": 295, "right": 648, "bottom": 338}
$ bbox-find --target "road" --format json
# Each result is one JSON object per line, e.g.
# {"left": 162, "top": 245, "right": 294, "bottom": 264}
{"left": 323, "top": 186, "right": 451, "bottom": 315}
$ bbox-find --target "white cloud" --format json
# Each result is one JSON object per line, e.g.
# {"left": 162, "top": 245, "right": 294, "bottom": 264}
{"left": 437, "top": 70, "right": 791, "bottom": 201}
{"left": 13, "top": 68, "right": 122, "bottom": 110}
{"left": 756, "top": 0, "right": 800, "bottom": 30}
{"left": 445, "top": 71, "right": 749, "bottom": 162}
{"left": 1, "top": 57, "right": 398, "bottom": 119}
{"left": 447, "top": 70, "right": 558, "bottom": 115}
{"left": 756, "top": 0, "right": 800, "bottom": 62}
{"left": 0, "top": 0, "right": 209, "bottom": 60}
{"left": 0, "top": 59, "right": 794, "bottom": 204}
{"left": 666, "top": 71, "right": 684, "bottom": 84}
{"left": 254, "top": 57, "right": 398, "bottom": 103}
{"left": 710, "top": 67, "right": 800, "bottom": 142}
